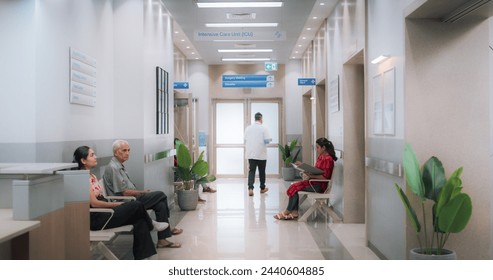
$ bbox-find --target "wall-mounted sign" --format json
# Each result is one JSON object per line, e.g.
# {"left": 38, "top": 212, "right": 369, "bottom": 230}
{"left": 265, "top": 62, "right": 278, "bottom": 71}
{"left": 194, "top": 30, "right": 285, "bottom": 41}
{"left": 298, "top": 78, "right": 316, "bottom": 86}
{"left": 173, "top": 82, "right": 189, "bottom": 89}
{"left": 70, "top": 48, "right": 96, "bottom": 107}
{"left": 222, "top": 74, "right": 275, "bottom": 88}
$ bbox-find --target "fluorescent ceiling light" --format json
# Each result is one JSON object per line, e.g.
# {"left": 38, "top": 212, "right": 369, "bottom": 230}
{"left": 197, "top": 2, "right": 283, "bottom": 8}
{"left": 218, "top": 49, "right": 273, "bottom": 53}
{"left": 222, "top": 58, "right": 271, "bottom": 61}
{"left": 205, "top": 23, "right": 278, "bottom": 28}
{"left": 371, "top": 55, "right": 390, "bottom": 64}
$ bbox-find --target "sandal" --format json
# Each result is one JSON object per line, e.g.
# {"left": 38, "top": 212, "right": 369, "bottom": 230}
{"left": 273, "top": 213, "right": 287, "bottom": 220}
{"left": 284, "top": 213, "right": 298, "bottom": 220}
{"left": 171, "top": 228, "right": 183, "bottom": 235}
{"left": 156, "top": 241, "right": 182, "bottom": 248}
{"left": 203, "top": 186, "right": 217, "bottom": 193}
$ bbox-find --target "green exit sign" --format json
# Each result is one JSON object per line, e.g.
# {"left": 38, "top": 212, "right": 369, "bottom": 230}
{"left": 265, "top": 62, "right": 278, "bottom": 71}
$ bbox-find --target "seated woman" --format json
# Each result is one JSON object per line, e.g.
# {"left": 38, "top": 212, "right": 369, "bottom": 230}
{"left": 274, "top": 138, "right": 337, "bottom": 220}
{"left": 73, "top": 146, "right": 169, "bottom": 260}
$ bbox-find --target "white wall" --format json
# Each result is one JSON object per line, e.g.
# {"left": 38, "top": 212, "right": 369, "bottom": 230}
{"left": 366, "top": 0, "right": 414, "bottom": 260}
{"left": 189, "top": 60, "right": 210, "bottom": 135}
{"left": 285, "top": 60, "right": 303, "bottom": 135}
{"left": 0, "top": 1, "right": 36, "bottom": 144}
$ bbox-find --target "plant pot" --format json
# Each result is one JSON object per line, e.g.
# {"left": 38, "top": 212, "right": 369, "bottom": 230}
{"left": 281, "top": 167, "right": 296, "bottom": 181}
{"left": 409, "top": 248, "right": 457, "bottom": 260}
{"left": 177, "top": 189, "right": 198, "bottom": 211}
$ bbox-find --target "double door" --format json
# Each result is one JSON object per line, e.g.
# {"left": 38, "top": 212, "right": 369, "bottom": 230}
{"left": 212, "top": 99, "right": 281, "bottom": 178}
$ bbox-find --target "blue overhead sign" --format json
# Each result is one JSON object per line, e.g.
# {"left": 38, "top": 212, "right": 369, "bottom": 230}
{"left": 173, "top": 82, "right": 189, "bottom": 89}
{"left": 298, "top": 78, "right": 316, "bottom": 86}
{"left": 222, "top": 74, "right": 275, "bottom": 88}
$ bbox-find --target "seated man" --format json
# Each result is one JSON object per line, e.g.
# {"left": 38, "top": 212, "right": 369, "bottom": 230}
{"left": 103, "top": 139, "right": 183, "bottom": 248}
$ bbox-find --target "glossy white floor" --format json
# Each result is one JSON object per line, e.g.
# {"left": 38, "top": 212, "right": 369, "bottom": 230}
{"left": 96, "top": 178, "right": 379, "bottom": 260}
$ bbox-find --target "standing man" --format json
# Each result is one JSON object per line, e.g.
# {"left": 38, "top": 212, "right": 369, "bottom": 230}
{"left": 244, "top": 112, "right": 272, "bottom": 196}
{"left": 103, "top": 139, "right": 183, "bottom": 249}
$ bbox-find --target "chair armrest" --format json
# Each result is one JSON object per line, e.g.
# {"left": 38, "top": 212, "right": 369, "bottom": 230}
{"left": 89, "top": 208, "right": 115, "bottom": 230}
{"left": 90, "top": 208, "right": 115, "bottom": 213}
{"left": 105, "top": 196, "right": 136, "bottom": 201}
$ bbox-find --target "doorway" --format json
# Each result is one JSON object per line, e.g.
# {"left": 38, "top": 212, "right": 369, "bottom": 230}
{"left": 212, "top": 99, "right": 281, "bottom": 178}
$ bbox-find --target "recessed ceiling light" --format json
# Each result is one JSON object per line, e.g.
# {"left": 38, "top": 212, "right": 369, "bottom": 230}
{"left": 298, "top": 45, "right": 302, "bottom": 47}
{"left": 218, "top": 49, "right": 273, "bottom": 53}
{"left": 174, "top": 31, "right": 179, "bottom": 34}
{"left": 197, "top": 2, "right": 283, "bottom": 8}
{"left": 302, "top": 37, "right": 306, "bottom": 39}
{"left": 221, "top": 58, "right": 271, "bottom": 61}
{"left": 206, "top": 23, "right": 278, "bottom": 28}
{"left": 191, "top": 52, "right": 195, "bottom": 54}
{"left": 181, "top": 39, "right": 185, "bottom": 42}
{"left": 307, "top": 28, "right": 311, "bottom": 30}
{"left": 320, "top": 2, "right": 325, "bottom": 5}
{"left": 186, "top": 46, "right": 190, "bottom": 49}
{"left": 313, "top": 17, "right": 318, "bottom": 20}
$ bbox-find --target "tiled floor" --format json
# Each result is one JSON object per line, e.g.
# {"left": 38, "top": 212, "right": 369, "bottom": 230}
{"left": 94, "top": 178, "right": 379, "bottom": 260}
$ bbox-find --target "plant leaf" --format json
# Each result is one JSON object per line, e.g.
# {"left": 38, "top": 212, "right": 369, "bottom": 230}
{"left": 176, "top": 142, "right": 192, "bottom": 169}
{"left": 422, "top": 156, "right": 446, "bottom": 202}
{"left": 395, "top": 184, "right": 421, "bottom": 233}
{"left": 191, "top": 160, "right": 208, "bottom": 177}
{"left": 438, "top": 193, "right": 472, "bottom": 233}
{"left": 403, "top": 144, "right": 425, "bottom": 199}
{"left": 435, "top": 167, "right": 463, "bottom": 217}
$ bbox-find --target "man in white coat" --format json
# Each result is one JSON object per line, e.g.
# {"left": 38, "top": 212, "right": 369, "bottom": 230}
{"left": 244, "top": 112, "right": 272, "bottom": 196}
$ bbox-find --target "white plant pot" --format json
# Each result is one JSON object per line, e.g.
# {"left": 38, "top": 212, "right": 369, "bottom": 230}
{"left": 177, "top": 189, "right": 198, "bottom": 211}
{"left": 409, "top": 248, "right": 457, "bottom": 260}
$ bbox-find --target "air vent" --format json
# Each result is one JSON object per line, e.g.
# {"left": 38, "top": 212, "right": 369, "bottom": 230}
{"left": 234, "top": 43, "right": 257, "bottom": 48}
{"left": 226, "top": 13, "right": 256, "bottom": 20}
{"left": 442, "top": 0, "right": 491, "bottom": 22}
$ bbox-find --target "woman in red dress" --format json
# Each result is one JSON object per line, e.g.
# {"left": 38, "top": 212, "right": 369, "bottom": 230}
{"left": 274, "top": 138, "right": 337, "bottom": 220}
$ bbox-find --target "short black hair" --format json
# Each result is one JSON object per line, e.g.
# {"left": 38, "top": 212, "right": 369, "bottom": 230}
{"left": 254, "top": 112, "right": 262, "bottom": 121}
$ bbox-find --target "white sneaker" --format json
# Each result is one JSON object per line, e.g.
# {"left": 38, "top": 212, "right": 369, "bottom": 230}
{"left": 152, "top": 220, "right": 169, "bottom": 232}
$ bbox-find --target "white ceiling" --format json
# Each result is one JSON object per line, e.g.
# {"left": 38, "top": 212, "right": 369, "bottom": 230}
{"left": 162, "top": 0, "right": 338, "bottom": 65}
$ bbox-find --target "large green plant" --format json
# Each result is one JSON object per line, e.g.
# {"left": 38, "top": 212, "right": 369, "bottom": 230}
{"left": 394, "top": 144, "right": 472, "bottom": 255}
{"left": 278, "top": 139, "right": 301, "bottom": 167}
{"left": 175, "top": 141, "right": 216, "bottom": 190}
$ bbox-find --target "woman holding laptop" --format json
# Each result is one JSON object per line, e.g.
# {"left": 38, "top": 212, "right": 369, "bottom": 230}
{"left": 274, "top": 137, "right": 337, "bottom": 220}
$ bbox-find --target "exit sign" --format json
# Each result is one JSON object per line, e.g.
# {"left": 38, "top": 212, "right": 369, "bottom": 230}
{"left": 265, "top": 62, "right": 278, "bottom": 71}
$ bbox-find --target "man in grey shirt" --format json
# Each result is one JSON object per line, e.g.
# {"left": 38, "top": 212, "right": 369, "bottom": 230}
{"left": 103, "top": 139, "right": 182, "bottom": 248}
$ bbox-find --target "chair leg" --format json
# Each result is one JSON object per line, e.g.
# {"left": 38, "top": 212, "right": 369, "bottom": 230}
{"left": 95, "top": 242, "right": 119, "bottom": 260}
{"left": 318, "top": 202, "right": 342, "bottom": 223}
{"left": 298, "top": 200, "right": 318, "bottom": 222}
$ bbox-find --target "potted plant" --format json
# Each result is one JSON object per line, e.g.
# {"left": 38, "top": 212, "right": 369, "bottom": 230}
{"left": 394, "top": 144, "right": 472, "bottom": 259}
{"left": 278, "top": 139, "right": 301, "bottom": 181}
{"left": 175, "top": 140, "right": 216, "bottom": 210}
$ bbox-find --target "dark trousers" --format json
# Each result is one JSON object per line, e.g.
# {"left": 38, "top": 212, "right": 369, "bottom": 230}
{"left": 286, "top": 184, "right": 323, "bottom": 211}
{"left": 90, "top": 200, "right": 156, "bottom": 260}
{"left": 248, "top": 159, "right": 267, "bottom": 189}
{"left": 136, "top": 191, "right": 171, "bottom": 240}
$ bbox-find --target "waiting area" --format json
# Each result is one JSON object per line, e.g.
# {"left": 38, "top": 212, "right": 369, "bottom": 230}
{"left": 91, "top": 178, "right": 378, "bottom": 260}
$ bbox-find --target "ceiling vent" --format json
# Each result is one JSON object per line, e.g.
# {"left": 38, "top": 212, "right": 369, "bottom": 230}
{"left": 442, "top": 0, "right": 491, "bottom": 22}
{"left": 234, "top": 43, "right": 257, "bottom": 48}
{"left": 226, "top": 13, "right": 257, "bottom": 20}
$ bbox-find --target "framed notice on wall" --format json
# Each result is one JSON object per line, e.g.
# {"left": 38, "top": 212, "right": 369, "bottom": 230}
{"left": 69, "top": 48, "right": 97, "bottom": 107}
{"left": 329, "top": 75, "right": 340, "bottom": 113}
{"left": 383, "top": 68, "right": 396, "bottom": 135}
{"left": 372, "top": 73, "right": 383, "bottom": 135}
{"left": 372, "top": 67, "right": 396, "bottom": 136}
{"left": 156, "top": 66, "right": 169, "bottom": 135}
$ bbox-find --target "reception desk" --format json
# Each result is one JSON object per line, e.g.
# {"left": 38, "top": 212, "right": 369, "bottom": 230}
{"left": 0, "top": 162, "right": 85, "bottom": 259}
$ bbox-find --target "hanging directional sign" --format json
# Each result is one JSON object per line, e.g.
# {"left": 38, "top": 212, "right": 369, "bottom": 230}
{"left": 298, "top": 78, "right": 316, "bottom": 86}
{"left": 222, "top": 74, "right": 275, "bottom": 88}
{"left": 173, "top": 82, "right": 189, "bottom": 89}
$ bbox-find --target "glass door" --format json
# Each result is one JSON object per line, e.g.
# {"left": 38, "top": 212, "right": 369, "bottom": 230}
{"left": 213, "top": 99, "right": 281, "bottom": 177}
